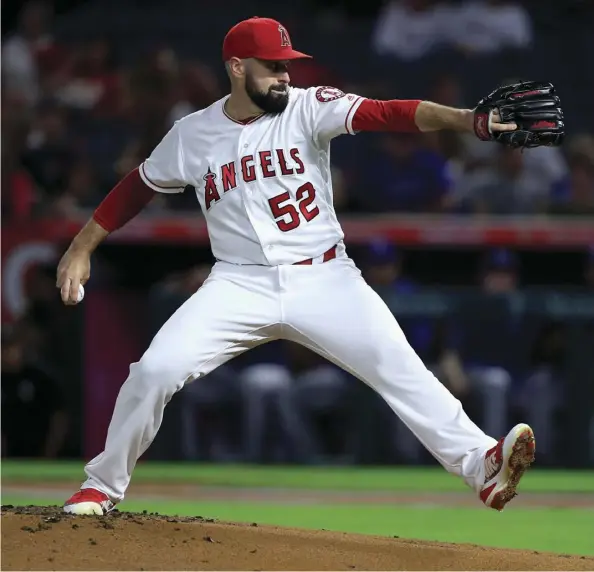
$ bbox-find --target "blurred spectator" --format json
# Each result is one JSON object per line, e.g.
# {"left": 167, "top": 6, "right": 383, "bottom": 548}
{"left": 371, "top": 0, "right": 449, "bottom": 61}
{"left": 169, "top": 61, "right": 223, "bottom": 123}
{"left": 363, "top": 239, "right": 414, "bottom": 293}
{"left": 180, "top": 364, "right": 242, "bottom": 461}
{"left": 372, "top": 0, "right": 531, "bottom": 61}
{"left": 426, "top": 319, "right": 471, "bottom": 399}
{"left": 21, "top": 100, "right": 75, "bottom": 197}
{"left": 1, "top": 159, "right": 39, "bottom": 221}
{"left": 117, "top": 48, "right": 177, "bottom": 150}
{"left": 47, "top": 160, "right": 103, "bottom": 217}
{"left": 1, "top": 1, "right": 64, "bottom": 106}
{"left": 456, "top": 147, "right": 555, "bottom": 214}
{"left": 353, "top": 133, "right": 452, "bottom": 212}
{"left": 463, "top": 142, "right": 569, "bottom": 194}
{"left": 240, "top": 362, "right": 317, "bottom": 464}
{"left": 286, "top": 343, "right": 355, "bottom": 463}
{"left": 471, "top": 247, "right": 521, "bottom": 369}
{"left": 240, "top": 341, "right": 354, "bottom": 465}
{"left": 444, "top": 0, "right": 533, "bottom": 56}
{"left": 517, "top": 321, "right": 567, "bottom": 465}
{"left": 1, "top": 325, "right": 69, "bottom": 458}
{"left": 567, "top": 133, "right": 594, "bottom": 163}
{"left": 53, "top": 38, "right": 123, "bottom": 118}
{"left": 363, "top": 240, "right": 418, "bottom": 291}
{"left": 430, "top": 73, "right": 465, "bottom": 108}
{"left": 516, "top": 145, "right": 569, "bottom": 197}
{"left": 121, "top": 47, "right": 211, "bottom": 135}
{"left": 1, "top": 99, "right": 40, "bottom": 220}
{"left": 480, "top": 247, "right": 519, "bottom": 293}
{"left": 550, "top": 153, "right": 594, "bottom": 216}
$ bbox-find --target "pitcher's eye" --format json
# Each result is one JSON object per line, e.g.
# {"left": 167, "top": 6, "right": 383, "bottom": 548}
{"left": 261, "top": 60, "right": 290, "bottom": 74}
{"left": 272, "top": 62, "right": 289, "bottom": 73}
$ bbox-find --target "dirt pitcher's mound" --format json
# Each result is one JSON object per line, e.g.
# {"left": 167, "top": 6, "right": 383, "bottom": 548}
{"left": 2, "top": 506, "right": 592, "bottom": 571}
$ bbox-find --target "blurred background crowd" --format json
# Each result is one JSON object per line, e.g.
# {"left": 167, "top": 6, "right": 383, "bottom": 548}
{"left": 2, "top": 0, "right": 593, "bottom": 467}
{"left": 2, "top": 0, "right": 594, "bottom": 219}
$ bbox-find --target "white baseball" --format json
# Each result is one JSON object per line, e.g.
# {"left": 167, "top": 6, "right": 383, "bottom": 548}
{"left": 77, "top": 284, "right": 85, "bottom": 303}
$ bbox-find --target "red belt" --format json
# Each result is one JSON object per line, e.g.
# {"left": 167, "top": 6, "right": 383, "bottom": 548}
{"left": 293, "top": 245, "right": 337, "bottom": 265}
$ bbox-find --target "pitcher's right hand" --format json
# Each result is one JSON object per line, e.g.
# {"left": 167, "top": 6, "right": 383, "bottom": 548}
{"left": 56, "top": 248, "right": 91, "bottom": 305}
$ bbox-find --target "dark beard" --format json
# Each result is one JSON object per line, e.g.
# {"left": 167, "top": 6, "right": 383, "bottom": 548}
{"left": 245, "top": 76, "right": 289, "bottom": 114}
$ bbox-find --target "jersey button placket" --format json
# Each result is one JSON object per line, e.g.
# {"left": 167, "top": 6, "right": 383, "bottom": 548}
{"left": 237, "top": 132, "right": 272, "bottom": 263}
{"left": 243, "top": 143, "right": 251, "bottom": 195}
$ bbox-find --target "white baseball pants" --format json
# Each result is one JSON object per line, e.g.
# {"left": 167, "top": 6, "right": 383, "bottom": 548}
{"left": 82, "top": 250, "right": 496, "bottom": 500}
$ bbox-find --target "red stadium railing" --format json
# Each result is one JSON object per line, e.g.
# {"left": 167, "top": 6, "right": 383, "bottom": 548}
{"left": 4, "top": 213, "right": 594, "bottom": 247}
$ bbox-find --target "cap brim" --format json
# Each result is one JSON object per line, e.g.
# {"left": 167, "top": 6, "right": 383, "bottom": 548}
{"left": 259, "top": 49, "right": 312, "bottom": 61}
{"left": 285, "top": 49, "right": 312, "bottom": 60}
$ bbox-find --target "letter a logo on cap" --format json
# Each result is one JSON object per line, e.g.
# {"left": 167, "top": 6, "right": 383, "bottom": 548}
{"left": 278, "top": 24, "right": 291, "bottom": 47}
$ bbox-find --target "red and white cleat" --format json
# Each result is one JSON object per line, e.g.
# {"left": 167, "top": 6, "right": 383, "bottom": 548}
{"left": 480, "top": 423, "right": 536, "bottom": 511}
{"left": 63, "top": 488, "right": 116, "bottom": 515}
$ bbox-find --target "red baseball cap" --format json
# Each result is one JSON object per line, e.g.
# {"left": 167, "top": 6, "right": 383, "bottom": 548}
{"left": 222, "top": 17, "right": 312, "bottom": 61}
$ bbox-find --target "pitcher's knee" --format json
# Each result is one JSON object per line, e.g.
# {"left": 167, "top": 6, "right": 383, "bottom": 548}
{"left": 128, "top": 353, "right": 188, "bottom": 396}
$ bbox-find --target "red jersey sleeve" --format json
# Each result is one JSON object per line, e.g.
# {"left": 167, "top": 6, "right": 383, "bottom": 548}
{"left": 351, "top": 99, "right": 421, "bottom": 133}
{"left": 93, "top": 168, "right": 156, "bottom": 232}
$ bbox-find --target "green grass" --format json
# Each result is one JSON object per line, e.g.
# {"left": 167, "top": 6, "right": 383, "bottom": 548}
{"left": 2, "top": 494, "right": 593, "bottom": 556}
{"left": 3, "top": 461, "right": 594, "bottom": 556}
{"left": 3, "top": 460, "right": 594, "bottom": 492}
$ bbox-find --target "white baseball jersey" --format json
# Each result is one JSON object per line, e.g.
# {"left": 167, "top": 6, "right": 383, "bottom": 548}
{"left": 138, "top": 86, "right": 364, "bottom": 265}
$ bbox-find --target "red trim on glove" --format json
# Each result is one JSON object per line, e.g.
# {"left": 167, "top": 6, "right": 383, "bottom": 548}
{"left": 352, "top": 99, "right": 421, "bottom": 133}
{"left": 93, "top": 168, "right": 156, "bottom": 232}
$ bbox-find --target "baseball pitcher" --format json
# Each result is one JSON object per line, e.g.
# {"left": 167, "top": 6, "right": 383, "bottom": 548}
{"left": 57, "top": 17, "right": 564, "bottom": 515}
